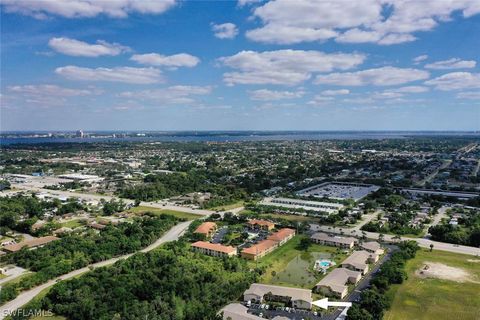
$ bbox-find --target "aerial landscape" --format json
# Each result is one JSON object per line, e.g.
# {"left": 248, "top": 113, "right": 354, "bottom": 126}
{"left": 0, "top": 1, "right": 479, "bottom": 320}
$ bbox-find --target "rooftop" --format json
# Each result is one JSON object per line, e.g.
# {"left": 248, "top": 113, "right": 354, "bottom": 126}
{"left": 192, "top": 241, "right": 236, "bottom": 254}
{"left": 195, "top": 222, "right": 217, "bottom": 234}
{"left": 2, "top": 236, "right": 59, "bottom": 252}
{"left": 244, "top": 283, "right": 312, "bottom": 303}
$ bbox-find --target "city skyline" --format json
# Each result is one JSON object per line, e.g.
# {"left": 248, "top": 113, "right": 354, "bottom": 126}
{"left": 1, "top": 0, "right": 480, "bottom": 131}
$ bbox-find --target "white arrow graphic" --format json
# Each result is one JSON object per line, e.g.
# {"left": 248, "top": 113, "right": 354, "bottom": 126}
{"left": 312, "top": 298, "right": 352, "bottom": 310}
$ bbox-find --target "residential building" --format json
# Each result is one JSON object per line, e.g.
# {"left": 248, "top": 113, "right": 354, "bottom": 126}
{"left": 311, "top": 232, "right": 356, "bottom": 249}
{"left": 194, "top": 222, "right": 217, "bottom": 238}
{"left": 315, "top": 268, "right": 362, "bottom": 299}
{"left": 241, "top": 228, "right": 295, "bottom": 260}
{"left": 191, "top": 241, "right": 237, "bottom": 257}
{"left": 241, "top": 240, "right": 278, "bottom": 260}
{"left": 243, "top": 283, "right": 313, "bottom": 309}
{"left": 340, "top": 250, "right": 379, "bottom": 275}
{"left": 267, "top": 228, "right": 296, "bottom": 245}
{"left": 247, "top": 219, "right": 275, "bottom": 231}
{"left": 2, "top": 236, "right": 59, "bottom": 253}
{"left": 360, "top": 241, "right": 384, "bottom": 255}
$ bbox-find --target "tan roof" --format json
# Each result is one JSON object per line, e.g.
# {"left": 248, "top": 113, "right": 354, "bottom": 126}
{"left": 3, "top": 236, "right": 59, "bottom": 252}
{"left": 311, "top": 232, "right": 356, "bottom": 245}
{"left": 316, "top": 267, "right": 361, "bottom": 294}
{"left": 244, "top": 283, "right": 312, "bottom": 303}
{"left": 241, "top": 240, "right": 277, "bottom": 255}
{"left": 192, "top": 241, "right": 236, "bottom": 254}
{"left": 195, "top": 222, "right": 217, "bottom": 234}
{"left": 361, "top": 241, "right": 382, "bottom": 252}
{"left": 341, "top": 250, "right": 375, "bottom": 270}
{"left": 267, "top": 228, "right": 295, "bottom": 242}
{"left": 220, "top": 303, "right": 263, "bottom": 320}
{"left": 248, "top": 219, "right": 275, "bottom": 228}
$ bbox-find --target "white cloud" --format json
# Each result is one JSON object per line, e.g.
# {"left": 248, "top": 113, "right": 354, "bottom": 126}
{"left": 314, "top": 67, "right": 430, "bottom": 86}
{"left": 55, "top": 65, "right": 162, "bottom": 84}
{"left": 6, "top": 84, "right": 100, "bottom": 107}
{"left": 425, "top": 72, "right": 480, "bottom": 91}
{"left": 456, "top": 91, "right": 480, "bottom": 100}
{"left": 119, "top": 86, "right": 212, "bottom": 105}
{"left": 245, "top": 0, "right": 480, "bottom": 45}
{"left": 0, "top": 0, "right": 176, "bottom": 19}
{"left": 237, "top": 0, "right": 262, "bottom": 7}
{"left": 7, "top": 84, "right": 97, "bottom": 97}
{"left": 307, "top": 95, "right": 334, "bottom": 106}
{"left": 130, "top": 53, "right": 200, "bottom": 68}
{"left": 249, "top": 89, "right": 305, "bottom": 101}
{"left": 219, "top": 49, "right": 365, "bottom": 86}
{"left": 389, "top": 86, "right": 429, "bottom": 93}
{"left": 321, "top": 89, "right": 350, "bottom": 96}
{"left": 425, "top": 58, "right": 476, "bottom": 70}
{"left": 212, "top": 23, "right": 238, "bottom": 39}
{"left": 48, "top": 37, "right": 130, "bottom": 57}
{"left": 413, "top": 55, "right": 428, "bottom": 64}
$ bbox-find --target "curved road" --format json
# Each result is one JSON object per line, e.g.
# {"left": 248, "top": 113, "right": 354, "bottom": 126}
{"left": 0, "top": 220, "right": 192, "bottom": 319}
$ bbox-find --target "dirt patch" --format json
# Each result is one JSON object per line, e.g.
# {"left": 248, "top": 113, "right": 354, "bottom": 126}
{"left": 416, "top": 262, "right": 478, "bottom": 283}
{"left": 467, "top": 259, "right": 480, "bottom": 263}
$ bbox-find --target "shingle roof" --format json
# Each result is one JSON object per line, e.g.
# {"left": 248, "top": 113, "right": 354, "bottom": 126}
{"left": 244, "top": 283, "right": 312, "bottom": 303}
{"left": 3, "top": 236, "right": 59, "bottom": 252}
{"left": 316, "top": 267, "right": 361, "bottom": 294}
{"left": 192, "top": 241, "right": 236, "bottom": 254}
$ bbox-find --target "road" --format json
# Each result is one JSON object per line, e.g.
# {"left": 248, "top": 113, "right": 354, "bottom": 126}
{"left": 0, "top": 220, "right": 192, "bottom": 319}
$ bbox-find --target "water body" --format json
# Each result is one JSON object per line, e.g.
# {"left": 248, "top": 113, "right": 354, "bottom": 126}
{"left": 1, "top": 131, "right": 479, "bottom": 145}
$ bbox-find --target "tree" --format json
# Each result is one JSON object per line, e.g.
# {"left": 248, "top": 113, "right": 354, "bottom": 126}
{"left": 429, "top": 243, "right": 434, "bottom": 252}
{"left": 347, "top": 303, "right": 373, "bottom": 320}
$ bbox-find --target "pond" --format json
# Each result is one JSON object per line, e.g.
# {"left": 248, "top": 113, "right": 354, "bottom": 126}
{"left": 270, "top": 251, "right": 331, "bottom": 287}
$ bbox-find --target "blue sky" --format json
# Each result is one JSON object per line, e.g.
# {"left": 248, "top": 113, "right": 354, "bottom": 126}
{"left": 1, "top": 0, "right": 479, "bottom": 131}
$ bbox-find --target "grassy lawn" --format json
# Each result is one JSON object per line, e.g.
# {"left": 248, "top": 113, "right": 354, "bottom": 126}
{"left": 60, "top": 219, "right": 84, "bottom": 228}
{"left": 208, "top": 201, "right": 244, "bottom": 211}
{"left": 125, "top": 206, "right": 203, "bottom": 220}
{"left": 384, "top": 249, "right": 480, "bottom": 320}
{"left": 253, "top": 235, "right": 349, "bottom": 289}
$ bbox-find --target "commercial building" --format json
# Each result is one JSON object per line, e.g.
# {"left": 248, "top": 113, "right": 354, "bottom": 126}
{"left": 191, "top": 241, "right": 237, "bottom": 258}
{"left": 194, "top": 222, "right": 217, "bottom": 238}
{"left": 243, "top": 283, "right": 313, "bottom": 310}
{"left": 360, "top": 241, "right": 384, "bottom": 255}
{"left": 2, "top": 236, "right": 59, "bottom": 253}
{"left": 297, "top": 182, "right": 380, "bottom": 201}
{"left": 315, "top": 268, "right": 362, "bottom": 299}
{"left": 241, "top": 228, "right": 296, "bottom": 260}
{"left": 260, "top": 197, "right": 344, "bottom": 214}
{"left": 340, "top": 250, "right": 379, "bottom": 275}
{"left": 58, "top": 173, "right": 103, "bottom": 183}
{"left": 311, "top": 232, "right": 356, "bottom": 249}
{"left": 247, "top": 219, "right": 275, "bottom": 231}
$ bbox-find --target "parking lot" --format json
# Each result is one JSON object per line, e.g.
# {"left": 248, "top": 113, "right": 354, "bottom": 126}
{"left": 246, "top": 303, "right": 325, "bottom": 320}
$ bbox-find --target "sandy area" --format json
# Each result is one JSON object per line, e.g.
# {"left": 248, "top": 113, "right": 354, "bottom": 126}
{"left": 416, "top": 262, "right": 478, "bottom": 283}
{"left": 467, "top": 259, "right": 480, "bottom": 263}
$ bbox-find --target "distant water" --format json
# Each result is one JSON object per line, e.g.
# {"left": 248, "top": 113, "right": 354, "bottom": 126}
{"left": 1, "top": 131, "right": 479, "bottom": 145}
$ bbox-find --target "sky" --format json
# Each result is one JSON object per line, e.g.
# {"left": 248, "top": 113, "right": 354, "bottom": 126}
{"left": 1, "top": 0, "right": 479, "bottom": 131}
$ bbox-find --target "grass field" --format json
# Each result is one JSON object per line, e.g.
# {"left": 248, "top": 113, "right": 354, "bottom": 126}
{"left": 208, "top": 201, "right": 244, "bottom": 211}
{"left": 60, "top": 219, "right": 84, "bottom": 228}
{"left": 254, "top": 235, "right": 349, "bottom": 289}
{"left": 384, "top": 249, "right": 480, "bottom": 320}
{"left": 125, "top": 206, "right": 203, "bottom": 220}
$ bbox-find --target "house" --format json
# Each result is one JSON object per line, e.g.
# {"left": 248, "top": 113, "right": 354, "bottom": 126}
{"left": 194, "top": 222, "right": 217, "bottom": 238}
{"left": 88, "top": 222, "right": 106, "bottom": 230}
{"left": 2, "top": 236, "right": 59, "bottom": 253}
{"left": 241, "top": 240, "right": 278, "bottom": 260}
{"left": 315, "top": 268, "right": 362, "bottom": 299}
{"left": 191, "top": 241, "right": 237, "bottom": 257}
{"left": 247, "top": 219, "right": 275, "bottom": 231}
{"left": 360, "top": 241, "right": 384, "bottom": 255}
{"left": 311, "top": 232, "right": 356, "bottom": 249}
{"left": 243, "top": 283, "right": 313, "bottom": 309}
{"left": 340, "top": 250, "right": 379, "bottom": 274}
{"left": 267, "top": 228, "right": 296, "bottom": 245}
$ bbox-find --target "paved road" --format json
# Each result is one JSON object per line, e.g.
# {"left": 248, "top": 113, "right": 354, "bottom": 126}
{"left": 0, "top": 220, "right": 192, "bottom": 319}
{"left": 310, "top": 223, "right": 480, "bottom": 256}
{"left": 0, "top": 267, "right": 27, "bottom": 286}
